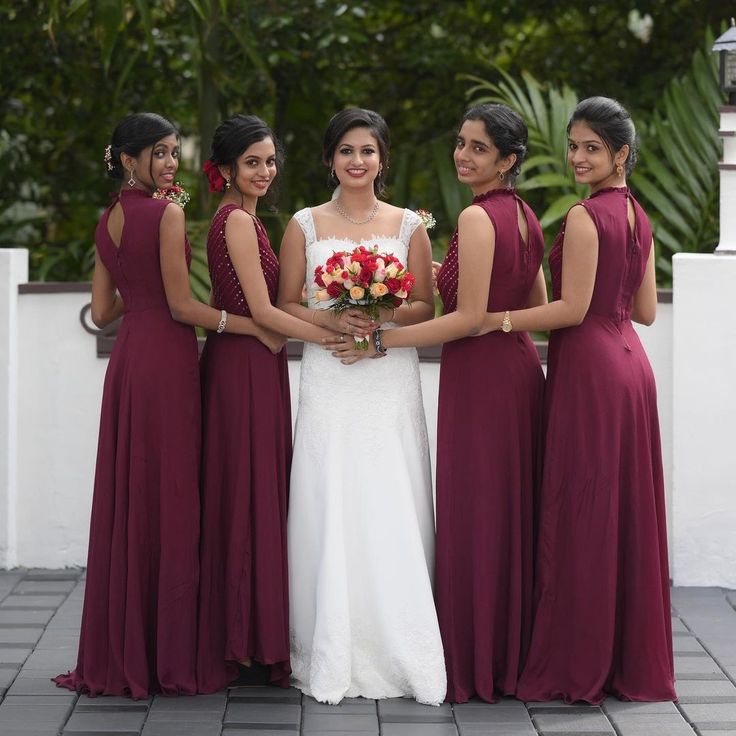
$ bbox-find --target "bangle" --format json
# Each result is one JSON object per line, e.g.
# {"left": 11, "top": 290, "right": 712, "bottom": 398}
{"left": 216, "top": 309, "right": 228, "bottom": 333}
{"left": 374, "top": 328, "right": 387, "bottom": 355}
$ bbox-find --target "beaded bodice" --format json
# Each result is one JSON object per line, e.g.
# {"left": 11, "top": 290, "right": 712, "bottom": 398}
{"left": 207, "top": 204, "right": 279, "bottom": 317}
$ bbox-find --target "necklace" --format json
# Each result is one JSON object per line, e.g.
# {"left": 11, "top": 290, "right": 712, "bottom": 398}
{"left": 334, "top": 198, "right": 379, "bottom": 225}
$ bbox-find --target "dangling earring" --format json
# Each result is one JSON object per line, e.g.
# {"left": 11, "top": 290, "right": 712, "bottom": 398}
{"left": 225, "top": 178, "right": 231, "bottom": 190}
{"left": 379, "top": 164, "right": 383, "bottom": 173}
{"left": 616, "top": 163, "right": 624, "bottom": 176}
{"left": 331, "top": 168, "right": 337, "bottom": 180}
{"left": 127, "top": 169, "right": 136, "bottom": 187}
{"left": 498, "top": 170, "right": 505, "bottom": 181}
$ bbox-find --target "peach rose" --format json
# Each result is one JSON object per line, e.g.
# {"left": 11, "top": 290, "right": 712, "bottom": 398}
{"left": 322, "top": 272, "right": 334, "bottom": 286}
{"left": 370, "top": 282, "right": 388, "bottom": 298}
{"left": 315, "top": 289, "right": 330, "bottom": 301}
{"left": 349, "top": 286, "right": 365, "bottom": 300}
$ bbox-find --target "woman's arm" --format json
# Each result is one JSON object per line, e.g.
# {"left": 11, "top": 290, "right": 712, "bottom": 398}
{"left": 631, "top": 241, "right": 656, "bottom": 325}
{"left": 479, "top": 204, "right": 599, "bottom": 334}
{"left": 226, "top": 210, "right": 335, "bottom": 343}
{"left": 90, "top": 250, "right": 125, "bottom": 328}
{"left": 158, "top": 203, "right": 277, "bottom": 342}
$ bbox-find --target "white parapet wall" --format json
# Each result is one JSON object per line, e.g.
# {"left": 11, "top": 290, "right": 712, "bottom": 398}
{"left": 0, "top": 249, "right": 677, "bottom": 572}
{"left": 672, "top": 253, "right": 736, "bottom": 587}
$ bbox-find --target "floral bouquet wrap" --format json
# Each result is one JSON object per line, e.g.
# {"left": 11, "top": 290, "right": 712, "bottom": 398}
{"left": 313, "top": 245, "right": 416, "bottom": 349}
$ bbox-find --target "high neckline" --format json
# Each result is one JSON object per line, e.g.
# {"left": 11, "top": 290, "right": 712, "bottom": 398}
{"left": 589, "top": 185, "right": 629, "bottom": 199}
{"left": 472, "top": 187, "right": 515, "bottom": 204}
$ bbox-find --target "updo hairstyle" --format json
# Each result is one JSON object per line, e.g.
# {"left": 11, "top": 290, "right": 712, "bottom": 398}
{"left": 567, "top": 96, "right": 639, "bottom": 175}
{"left": 322, "top": 108, "right": 390, "bottom": 196}
{"left": 106, "top": 112, "right": 178, "bottom": 180}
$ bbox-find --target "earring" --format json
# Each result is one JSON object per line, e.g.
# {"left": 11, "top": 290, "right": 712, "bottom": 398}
{"left": 498, "top": 170, "right": 505, "bottom": 181}
{"left": 225, "top": 179, "right": 231, "bottom": 190}
{"left": 331, "top": 168, "right": 337, "bottom": 180}
{"left": 616, "top": 163, "right": 624, "bottom": 176}
{"left": 127, "top": 170, "right": 135, "bottom": 187}
{"left": 379, "top": 164, "right": 383, "bottom": 173}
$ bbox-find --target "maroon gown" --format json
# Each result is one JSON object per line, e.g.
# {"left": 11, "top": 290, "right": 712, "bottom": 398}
{"left": 517, "top": 187, "right": 676, "bottom": 704}
{"left": 55, "top": 188, "right": 200, "bottom": 698}
{"left": 196, "top": 205, "right": 292, "bottom": 693}
{"left": 435, "top": 188, "right": 545, "bottom": 703}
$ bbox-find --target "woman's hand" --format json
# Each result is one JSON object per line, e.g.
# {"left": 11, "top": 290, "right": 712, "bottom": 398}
{"left": 257, "top": 326, "right": 288, "bottom": 354}
{"left": 322, "top": 333, "right": 378, "bottom": 365}
{"left": 325, "top": 308, "right": 377, "bottom": 339}
{"left": 432, "top": 260, "right": 443, "bottom": 293}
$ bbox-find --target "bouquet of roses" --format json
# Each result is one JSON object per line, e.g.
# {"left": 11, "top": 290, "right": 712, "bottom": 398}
{"left": 313, "top": 245, "right": 416, "bottom": 349}
{"left": 152, "top": 184, "right": 190, "bottom": 208}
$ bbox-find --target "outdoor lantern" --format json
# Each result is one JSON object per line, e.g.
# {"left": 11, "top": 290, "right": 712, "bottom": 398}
{"left": 713, "top": 19, "right": 736, "bottom": 104}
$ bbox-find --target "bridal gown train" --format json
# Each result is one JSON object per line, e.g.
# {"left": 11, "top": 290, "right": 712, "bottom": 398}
{"left": 287, "top": 207, "right": 446, "bottom": 705}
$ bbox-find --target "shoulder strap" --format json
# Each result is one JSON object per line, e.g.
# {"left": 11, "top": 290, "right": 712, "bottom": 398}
{"left": 399, "top": 208, "right": 421, "bottom": 245}
{"left": 293, "top": 207, "right": 317, "bottom": 247}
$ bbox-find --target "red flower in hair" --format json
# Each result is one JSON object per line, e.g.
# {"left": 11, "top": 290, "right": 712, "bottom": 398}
{"left": 203, "top": 159, "right": 226, "bottom": 192}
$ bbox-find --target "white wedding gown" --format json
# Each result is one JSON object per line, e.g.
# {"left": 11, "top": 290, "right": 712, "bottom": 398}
{"left": 287, "top": 207, "right": 446, "bottom": 705}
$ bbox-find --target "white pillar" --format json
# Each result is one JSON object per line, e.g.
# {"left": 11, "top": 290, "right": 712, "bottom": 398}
{"left": 716, "top": 106, "right": 736, "bottom": 253}
{"left": 0, "top": 249, "right": 28, "bottom": 569}
{"left": 672, "top": 254, "right": 736, "bottom": 586}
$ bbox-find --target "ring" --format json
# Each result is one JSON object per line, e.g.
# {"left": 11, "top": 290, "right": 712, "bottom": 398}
{"left": 340, "top": 335, "right": 345, "bottom": 342}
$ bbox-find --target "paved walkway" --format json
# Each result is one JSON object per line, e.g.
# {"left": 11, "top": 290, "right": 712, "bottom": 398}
{"left": 1, "top": 570, "right": 735, "bottom": 735}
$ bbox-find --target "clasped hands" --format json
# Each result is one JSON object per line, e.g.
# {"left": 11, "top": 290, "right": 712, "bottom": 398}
{"left": 322, "top": 307, "right": 388, "bottom": 365}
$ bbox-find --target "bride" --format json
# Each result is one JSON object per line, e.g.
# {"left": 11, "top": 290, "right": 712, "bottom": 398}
{"left": 277, "top": 108, "right": 446, "bottom": 705}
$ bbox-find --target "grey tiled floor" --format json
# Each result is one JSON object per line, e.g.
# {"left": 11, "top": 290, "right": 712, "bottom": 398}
{"left": 1, "top": 570, "right": 735, "bottom": 735}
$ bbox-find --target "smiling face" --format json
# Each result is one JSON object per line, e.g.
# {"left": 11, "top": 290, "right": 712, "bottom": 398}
{"left": 454, "top": 119, "right": 514, "bottom": 195}
{"left": 331, "top": 127, "right": 381, "bottom": 192}
{"left": 124, "top": 133, "right": 180, "bottom": 191}
{"left": 225, "top": 137, "right": 277, "bottom": 201}
{"left": 567, "top": 121, "right": 628, "bottom": 193}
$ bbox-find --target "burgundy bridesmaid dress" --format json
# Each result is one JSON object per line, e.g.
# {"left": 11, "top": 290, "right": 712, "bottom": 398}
{"left": 517, "top": 187, "right": 676, "bottom": 704}
{"left": 435, "top": 188, "right": 545, "bottom": 703}
{"left": 55, "top": 188, "right": 201, "bottom": 698}
{"left": 196, "top": 205, "right": 291, "bottom": 692}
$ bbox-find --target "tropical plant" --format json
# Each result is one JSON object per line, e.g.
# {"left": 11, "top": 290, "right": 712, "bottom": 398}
{"left": 631, "top": 30, "right": 724, "bottom": 281}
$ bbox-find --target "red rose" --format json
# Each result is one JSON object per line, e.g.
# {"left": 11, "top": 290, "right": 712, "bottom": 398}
{"left": 359, "top": 268, "right": 372, "bottom": 284}
{"left": 326, "top": 281, "right": 343, "bottom": 298}
{"left": 392, "top": 296, "right": 403, "bottom": 307}
{"left": 385, "top": 277, "right": 402, "bottom": 293}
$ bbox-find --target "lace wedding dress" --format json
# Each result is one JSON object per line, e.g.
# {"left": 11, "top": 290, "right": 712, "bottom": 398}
{"left": 287, "top": 207, "right": 446, "bottom": 705}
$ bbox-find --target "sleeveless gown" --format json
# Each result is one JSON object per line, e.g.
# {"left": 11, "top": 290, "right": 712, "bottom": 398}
{"left": 517, "top": 187, "right": 676, "bottom": 704}
{"left": 435, "top": 188, "right": 545, "bottom": 703}
{"left": 287, "top": 207, "right": 446, "bottom": 705}
{"left": 196, "top": 205, "right": 292, "bottom": 692}
{"left": 55, "top": 187, "right": 200, "bottom": 698}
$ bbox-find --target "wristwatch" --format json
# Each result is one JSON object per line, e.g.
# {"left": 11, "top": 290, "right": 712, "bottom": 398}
{"left": 501, "top": 311, "right": 513, "bottom": 333}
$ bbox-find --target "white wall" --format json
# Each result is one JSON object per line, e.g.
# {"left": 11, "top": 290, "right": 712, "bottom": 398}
{"left": 672, "top": 254, "right": 736, "bottom": 587}
{"left": 0, "top": 256, "right": 681, "bottom": 572}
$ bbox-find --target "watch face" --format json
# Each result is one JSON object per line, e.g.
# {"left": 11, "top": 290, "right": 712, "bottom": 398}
{"left": 502, "top": 322, "right": 512, "bottom": 333}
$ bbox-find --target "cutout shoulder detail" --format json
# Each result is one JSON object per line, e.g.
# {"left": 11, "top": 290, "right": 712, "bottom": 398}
{"left": 106, "top": 202, "right": 124, "bottom": 249}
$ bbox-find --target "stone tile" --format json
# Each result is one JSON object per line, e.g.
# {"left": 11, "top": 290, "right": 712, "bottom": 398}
{"left": 228, "top": 685, "right": 301, "bottom": 702}
{"left": 224, "top": 701, "right": 301, "bottom": 728}
{"left": 0, "top": 729, "right": 61, "bottom": 736}
{"left": 23, "top": 649, "right": 80, "bottom": 671}
{"left": 304, "top": 697, "right": 376, "bottom": 714}
{"left": 0, "top": 595, "right": 66, "bottom": 609}
{"left": 458, "top": 726, "right": 536, "bottom": 736}
{"left": 74, "top": 695, "right": 150, "bottom": 712}
{"left": 142, "top": 723, "right": 221, "bottom": 736}
{"left": 62, "top": 709, "right": 147, "bottom": 733}
{"left": 0, "top": 629, "right": 44, "bottom": 647}
{"left": 454, "top": 702, "right": 534, "bottom": 724}
{"left": 675, "top": 656, "right": 725, "bottom": 676}
{"left": 0, "top": 648, "right": 31, "bottom": 666}
{"left": 0, "top": 667, "right": 19, "bottom": 689}
{"left": 378, "top": 698, "right": 453, "bottom": 722}
{"left": 381, "top": 725, "right": 457, "bottom": 736}
{"left": 301, "top": 711, "right": 379, "bottom": 732}
{"left": 145, "top": 693, "right": 225, "bottom": 721}
{"left": 677, "top": 673, "right": 729, "bottom": 681}
{"left": 0, "top": 696, "right": 75, "bottom": 729}
{"left": 675, "top": 637, "right": 710, "bottom": 654}
{"left": 13, "top": 580, "right": 77, "bottom": 595}
{"left": 0, "top": 610, "right": 55, "bottom": 626}
{"left": 672, "top": 617, "right": 690, "bottom": 633}
{"left": 6, "top": 673, "right": 71, "bottom": 696}
{"left": 610, "top": 719, "right": 694, "bottom": 736}
{"left": 675, "top": 679, "right": 736, "bottom": 700}
{"left": 23, "top": 569, "right": 82, "bottom": 581}
{"left": 532, "top": 711, "right": 615, "bottom": 733}
{"left": 602, "top": 699, "right": 680, "bottom": 715}
{"left": 222, "top": 730, "right": 301, "bottom": 736}
{"left": 678, "top": 701, "right": 736, "bottom": 727}
{"left": 35, "top": 630, "right": 80, "bottom": 651}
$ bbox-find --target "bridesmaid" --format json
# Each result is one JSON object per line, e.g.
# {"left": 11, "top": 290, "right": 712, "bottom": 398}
{"left": 327, "top": 103, "right": 547, "bottom": 702}
{"left": 196, "top": 114, "right": 337, "bottom": 693}
{"left": 485, "top": 97, "right": 675, "bottom": 703}
{"left": 55, "top": 113, "right": 278, "bottom": 698}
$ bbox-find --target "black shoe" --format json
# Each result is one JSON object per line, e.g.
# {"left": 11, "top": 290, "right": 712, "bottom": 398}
{"left": 230, "top": 661, "right": 270, "bottom": 687}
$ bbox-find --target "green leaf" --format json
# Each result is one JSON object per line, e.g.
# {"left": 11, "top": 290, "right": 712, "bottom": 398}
{"left": 539, "top": 194, "right": 580, "bottom": 230}
{"left": 517, "top": 173, "right": 572, "bottom": 191}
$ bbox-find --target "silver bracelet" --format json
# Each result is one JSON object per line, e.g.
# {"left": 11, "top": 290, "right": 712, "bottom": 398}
{"left": 216, "top": 309, "right": 228, "bottom": 333}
